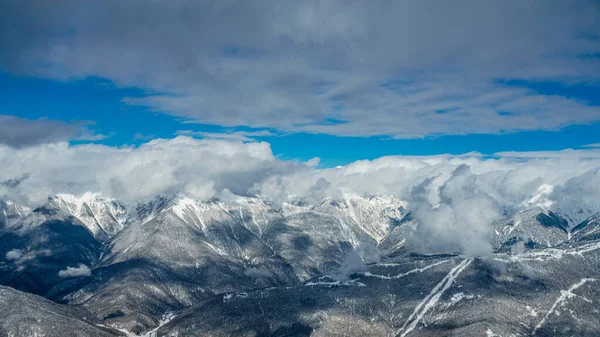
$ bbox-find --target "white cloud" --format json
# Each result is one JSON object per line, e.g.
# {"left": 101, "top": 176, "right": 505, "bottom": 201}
{"left": 0, "top": 136, "right": 306, "bottom": 206}
{"left": 333, "top": 249, "right": 368, "bottom": 281}
{"left": 407, "top": 165, "right": 501, "bottom": 257}
{"left": 1, "top": 1, "right": 599, "bottom": 137}
{"left": 58, "top": 264, "right": 92, "bottom": 278}
{"left": 1, "top": 137, "right": 600, "bottom": 257}
{"left": 494, "top": 149, "right": 600, "bottom": 159}
{"left": 252, "top": 148, "right": 600, "bottom": 256}
{"left": 5, "top": 249, "right": 23, "bottom": 261}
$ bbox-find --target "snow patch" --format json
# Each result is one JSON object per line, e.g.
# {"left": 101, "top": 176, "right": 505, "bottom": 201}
{"left": 485, "top": 327, "right": 499, "bottom": 337}
{"left": 526, "top": 305, "right": 538, "bottom": 317}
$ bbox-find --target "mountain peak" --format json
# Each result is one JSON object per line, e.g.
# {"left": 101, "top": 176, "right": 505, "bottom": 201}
{"left": 45, "top": 192, "right": 127, "bottom": 239}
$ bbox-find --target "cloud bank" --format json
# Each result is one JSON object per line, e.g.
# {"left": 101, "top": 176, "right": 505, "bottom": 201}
{"left": 1, "top": 1, "right": 599, "bottom": 138}
{"left": 1, "top": 137, "right": 600, "bottom": 257}
{"left": 0, "top": 137, "right": 304, "bottom": 206}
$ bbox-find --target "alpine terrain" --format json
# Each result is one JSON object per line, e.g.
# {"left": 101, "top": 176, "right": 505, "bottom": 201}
{"left": 1, "top": 191, "right": 599, "bottom": 337}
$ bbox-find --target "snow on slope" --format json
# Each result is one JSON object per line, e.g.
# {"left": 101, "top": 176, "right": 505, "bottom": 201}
{"left": 0, "top": 199, "right": 31, "bottom": 226}
{"left": 49, "top": 193, "right": 128, "bottom": 239}
{"left": 533, "top": 278, "right": 597, "bottom": 334}
{"left": 520, "top": 184, "right": 600, "bottom": 230}
{"left": 398, "top": 258, "right": 473, "bottom": 337}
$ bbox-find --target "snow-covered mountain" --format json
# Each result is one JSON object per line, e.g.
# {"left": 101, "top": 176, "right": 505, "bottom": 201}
{"left": 43, "top": 193, "right": 128, "bottom": 240}
{"left": 519, "top": 184, "right": 600, "bottom": 231}
{"left": 0, "top": 199, "right": 31, "bottom": 227}
{"left": 1, "top": 192, "right": 600, "bottom": 336}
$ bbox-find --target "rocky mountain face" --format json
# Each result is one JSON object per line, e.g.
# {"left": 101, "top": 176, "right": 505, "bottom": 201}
{"left": 1, "top": 193, "right": 599, "bottom": 336}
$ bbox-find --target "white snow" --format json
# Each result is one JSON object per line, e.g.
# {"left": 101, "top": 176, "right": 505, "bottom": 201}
{"left": 203, "top": 241, "right": 228, "bottom": 256}
{"left": 364, "top": 260, "right": 450, "bottom": 280}
{"left": 304, "top": 279, "right": 366, "bottom": 287}
{"left": 525, "top": 305, "right": 538, "bottom": 317}
{"left": 117, "top": 311, "right": 178, "bottom": 337}
{"left": 444, "top": 292, "right": 474, "bottom": 308}
{"left": 171, "top": 197, "right": 207, "bottom": 232}
{"left": 398, "top": 258, "right": 472, "bottom": 337}
{"left": 496, "top": 241, "right": 600, "bottom": 263}
{"left": 522, "top": 184, "right": 554, "bottom": 211}
{"left": 533, "top": 278, "right": 596, "bottom": 334}
{"left": 485, "top": 327, "right": 499, "bottom": 337}
{"left": 52, "top": 192, "right": 127, "bottom": 237}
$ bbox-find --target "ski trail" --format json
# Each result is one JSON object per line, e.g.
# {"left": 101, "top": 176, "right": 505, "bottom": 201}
{"left": 364, "top": 260, "right": 450, "bottom": 280}
{"left": 397, "top": 258, "right": 472, "bottom": 337}
{"left": 532, "top": 278, "right": 596, "bottom": 335}
{"left": 103, "top": 311, "right": 178, "bottom": 337}
{"left": 139, "top": 311, "right": 177, "bottom": 337}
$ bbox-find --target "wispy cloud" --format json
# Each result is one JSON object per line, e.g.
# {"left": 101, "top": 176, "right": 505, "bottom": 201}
{"left": 176, "top": 130, "right": 279, "bottom": 142}
{"left": 133, "top": 133, "right": 156, "bottom": 141}
{"left": 495, "top": 148, "right": 600, "bottom": 159}
{"left": 0, "top": 115, "right": 107, "bottom": 148}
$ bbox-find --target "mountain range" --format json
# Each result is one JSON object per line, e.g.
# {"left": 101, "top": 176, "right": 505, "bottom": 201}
{"left": 1, "top": 192, "right": 599, "bottom": 336}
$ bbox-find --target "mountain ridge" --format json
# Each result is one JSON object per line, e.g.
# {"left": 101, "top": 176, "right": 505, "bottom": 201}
{"left": 1, "top": 192, "right": 600, "bottom": 336}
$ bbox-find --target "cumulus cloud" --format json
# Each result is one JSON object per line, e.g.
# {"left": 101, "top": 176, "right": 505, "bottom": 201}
{"left": 407, "top": 165, "right": 501, "bottom": 257}
{"left": 5, "top": 249, "right": 23, "bottom": 261}
{"left": 58, "top": 264, "right": 92, "bottom": 278}
{"left": 1, "top": 137, "right": 600, "bottom": 257}
{"left": 0, "top": 136, "right": 305, "bottom": 206}
{"left": 1, "top": 1, "right": 599, "bottom": 138}
{"left": 252, "top": 148, "right": 600, "bottom": 255}
{"left": 0, "top": 115, "right": 106, "bottom": 148}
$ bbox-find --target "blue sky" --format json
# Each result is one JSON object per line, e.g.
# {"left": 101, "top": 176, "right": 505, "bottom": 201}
{"left": 1, "top": 1, "right": 599, "bottom": 167}
{"left": 1, "top": 71, "right": 600, "bottom": 167}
